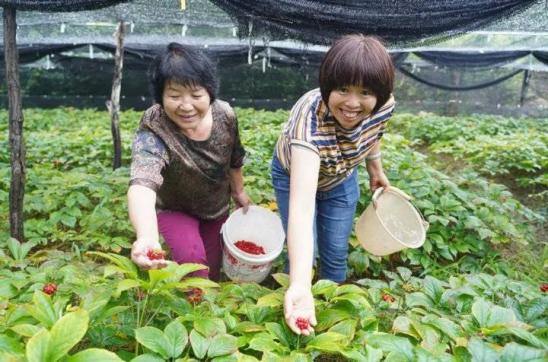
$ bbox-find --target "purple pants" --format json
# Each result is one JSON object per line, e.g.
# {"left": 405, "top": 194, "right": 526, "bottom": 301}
{"left": 157, "top": 210, "right": 227, "bottom": 281}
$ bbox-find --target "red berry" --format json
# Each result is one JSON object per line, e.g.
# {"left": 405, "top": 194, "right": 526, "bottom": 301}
{"left": 382, "top": 294, "right": 395, "bottom": 302}
{"left": 540, "top": 283, "right": 548, "bottom": 293}
{"left": 147, "top": 249, "right": 166, "bottom": 260}
{"left": 187, "top": 288, "right": 204, "bottom": 304}
{"left": 295, "top": 317, "right": 309, "bottom": 331}
{"left": 234, "top": 240, "right": 265, "bottom": 255}
{"left": 43, "top": 283, "right": 57, "bottom": 295}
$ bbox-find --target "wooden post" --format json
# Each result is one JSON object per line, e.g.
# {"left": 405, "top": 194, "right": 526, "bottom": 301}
{"left": 107, "top": 21, "right": 125, "bottom": 170}
{"left": 519, "top": 70, "right": 530, "bottom": 108}
{"left": 3, "top": 6, "right": 26, "bottom": 241}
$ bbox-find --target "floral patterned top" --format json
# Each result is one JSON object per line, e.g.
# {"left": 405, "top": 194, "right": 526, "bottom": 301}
{"left": 129, "top": 100, "right": 246, "bottom": 220}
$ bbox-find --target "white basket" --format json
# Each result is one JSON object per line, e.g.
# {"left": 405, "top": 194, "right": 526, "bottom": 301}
{"left": 221, "top": 205, "right": 285, "bottom": 282}
{"left": 355, "top": 187, "right": 428, "bottom": 256}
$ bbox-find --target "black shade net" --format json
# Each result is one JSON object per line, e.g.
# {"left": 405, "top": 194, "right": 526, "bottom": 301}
{"left": 209, "top": 0, "right": 541, "bottom": 46}
{"left": 0, "top": 0, "right": 128, "bottom": 12}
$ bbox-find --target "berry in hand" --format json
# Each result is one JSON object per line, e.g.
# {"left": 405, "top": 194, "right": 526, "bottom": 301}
{"left": 147, "top": 249, "right": 166, "bottom": 260}
{"left": 295, "top": 317, "right": 309, "bottom": 331}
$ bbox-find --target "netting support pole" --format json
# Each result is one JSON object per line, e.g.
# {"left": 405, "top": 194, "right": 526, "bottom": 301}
{"left": 3, "top": 6, "right": 26, "bottom": 242}
{"left": 107, "top": 20, "right": 125, "bottom": 170}
{"left": 519, "top": 70, "right": 530, "bottom": 107}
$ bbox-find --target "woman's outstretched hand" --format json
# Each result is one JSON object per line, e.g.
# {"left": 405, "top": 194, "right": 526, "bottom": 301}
{"left": 131, "top": 239, "right": 169, "bottom": 270}
{"left": 284, "top": 283, "right": 317, "bottom": 335}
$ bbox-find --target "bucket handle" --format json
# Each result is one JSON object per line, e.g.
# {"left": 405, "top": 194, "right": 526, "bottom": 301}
{"left": 372, "top": 187, "right": 429, "bottom": 231}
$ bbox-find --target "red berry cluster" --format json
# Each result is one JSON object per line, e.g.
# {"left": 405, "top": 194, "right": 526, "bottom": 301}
{"left": 187, "top": 288, "right": 204, "bottom": 304}
{"left": 382, "top": 294, "right": 395, "bottom": 303}
{"left": 295, "top": 317, "right": 309, "bottom": 331}
{"left": 147, "top": 249, "right": 166, "bottom": 260}
{"left": 43, "top": 283, "right": 57, "bottom": 295}
{"left": 234, "top": 240, "right": 265, "bottom": 255}
{"left": 540, "top": 283, "right": 548, "bottom": 293}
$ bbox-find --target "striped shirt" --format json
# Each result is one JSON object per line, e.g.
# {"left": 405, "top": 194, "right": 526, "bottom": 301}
{"left": 275, "top": 88, "right": 395, "bottom": 191}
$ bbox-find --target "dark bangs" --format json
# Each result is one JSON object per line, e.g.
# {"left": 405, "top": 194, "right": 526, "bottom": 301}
{"left": 149, "top": 43, "right": 218, "bottom": 105}
{"left": 319, "top": 35, "right": 394, "bottom": 113}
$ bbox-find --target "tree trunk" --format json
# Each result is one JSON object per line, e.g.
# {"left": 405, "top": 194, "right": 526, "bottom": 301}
{"left": 107, "top": 21, "right": 125, "bottom": 170}
{"left": 3, "top": 6, "right": 25, "bottom": 241}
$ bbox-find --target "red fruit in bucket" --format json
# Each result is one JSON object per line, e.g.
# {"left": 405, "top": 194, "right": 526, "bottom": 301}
{"left": 234, "top": 240, "right": 265, "bottom": 255}
{"left": 147, "top": 249, "right": 166, "bottom": 260}
{"left": 295, "top": 317, "right": 309, "bottom": 331}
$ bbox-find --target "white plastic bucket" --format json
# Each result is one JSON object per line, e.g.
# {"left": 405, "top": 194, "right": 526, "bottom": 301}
{"left": 221, "top": 205, "right": 285, "bottom": 283}
{"left": 355, "top": 187, "right": 429, "bottom": 256}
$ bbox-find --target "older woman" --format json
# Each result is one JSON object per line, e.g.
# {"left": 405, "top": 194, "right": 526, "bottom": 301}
{"left": 128, "top": 42, "right": 250, "bottom": 281}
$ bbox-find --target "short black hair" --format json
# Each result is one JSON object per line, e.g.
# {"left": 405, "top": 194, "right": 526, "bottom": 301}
{"left": 319, "top": 34, "right": 394, "bottom": 114}
{"left": 149, "top": 42, "right": 218, "bottom": 105}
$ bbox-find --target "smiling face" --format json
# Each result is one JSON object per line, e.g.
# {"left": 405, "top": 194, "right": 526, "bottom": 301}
{"left": 327, "top": 85, "right": 377, "bottom": 128}
{"left": 162, "top": 80, "right": 211, "bottom": 133}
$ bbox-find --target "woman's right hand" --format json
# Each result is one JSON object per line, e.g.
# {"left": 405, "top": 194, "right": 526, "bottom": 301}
{"left": 131, "top": 239, "right": 169, "bottom": 270}
{"left": 284, "top": 283, "right": 316, "bottom": 335}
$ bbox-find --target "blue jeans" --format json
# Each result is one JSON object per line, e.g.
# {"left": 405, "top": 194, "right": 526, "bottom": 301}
{"left": 271, "top": 155, "right": 359, "bottom": 283}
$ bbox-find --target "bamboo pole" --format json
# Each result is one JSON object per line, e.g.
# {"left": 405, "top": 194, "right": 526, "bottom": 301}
{"left": 3, "top": 6, "right": 26, "bottom": 241}
{"left": 107, "top": 21, "right": 125, "bottom": 170}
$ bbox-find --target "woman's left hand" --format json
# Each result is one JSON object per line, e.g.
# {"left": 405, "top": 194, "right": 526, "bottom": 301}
{"left": 369, "top": 169, "right": 390, "bottom": 192}
{"left": 231, "top": 190, "right": 251, "bottom": 213}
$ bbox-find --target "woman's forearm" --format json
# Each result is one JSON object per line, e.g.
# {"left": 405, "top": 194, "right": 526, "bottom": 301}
{"left": 288, "top": 146, "right": 320, "bottom": 287}
{"left": 127, "top": 184, "right": 159, "bottom": 243}
{"left": 228, "top": 167, "right": 245, "bottom": 196}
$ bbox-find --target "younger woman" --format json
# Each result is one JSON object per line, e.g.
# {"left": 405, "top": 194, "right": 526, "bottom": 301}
{"left": 271, "top": 34, "right": 395, "bottom": 334}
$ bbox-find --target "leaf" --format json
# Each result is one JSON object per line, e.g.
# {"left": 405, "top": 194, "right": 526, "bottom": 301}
{"left": 130, "top": 354, "right": 165, "bottom": 362}
{"left": 194, "top": 317, "right": 226, "bottom": 337}
{"left": 328, "top": 320, "right": 357, "bottom": 341}
{"left": 86, "top": 252, "right": 138, "bottom": 279}
{"left": 500, "top": 342, "right": 547, "bottom": 362}
{"left": 248, "top": 333, "right": 283, "bottom": 353}
{"left": 265, "top": 322, "right": 292, "bottom": 348}
{"left": 316, "top": 308, "right": 353, "bottom": 331}
{"left": 423, "top": 276, "right": 445, "bottom": 302}
{"left": 256, "top": 292, "right": 284, "bottom": 307}
{"left": 366, "top": 333, "right": 414, "bottom": 361}
{"left": 163, "top": 320, "right": 187, "bottom": 358}
{"left": 0, "top": 334, "right": 25, "bottom": 354}
{"left": 48, "top": 309, "right": 90, "bottom": 362}
{"left": 405, "top": 292, "right": 434, "bottom": 309}
{"left": 115, "top": 279, "right": 141, "bottom": 297}
{"left": 312, "top": 280, "right": 338, "bottom": 297}
{"left": 207, "top": 334, "right": 238, "bottom": 358}
{"left": 271, "top": 273, "right": 289, "bottom": 288}
{"left": 507, "top": 327, "right": 548, "bottom": 350}
{"left": 467, "top": 337, "right": 499, "bottom": 362}
{"left": 422, "top": 315, "right": 462, "bottom": 341}
{"left": 189, "top": 330, "right": 210, "bottom": 360}
{"left": 397, "top": 267, "right": 412, "bottom": 281}
{"left": 176, "top": 277, "right": 219, "bottom": 290}
{"left": 26, "top": 329, "right": 50, "bottom": 362}
{"left": 10, "top": 324, "right": 42, "bottom": 337}
{"left": 26, "top": 290, "right": 58, "bottom": 328}
{"left": 134, "top": 327, "right": 171, "bottom": 359}
{"left": 66, "top": 348, "right": 124, "bottom": 362}
{"left": 305, "top": 332, "right": 348, "bottom": 353}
